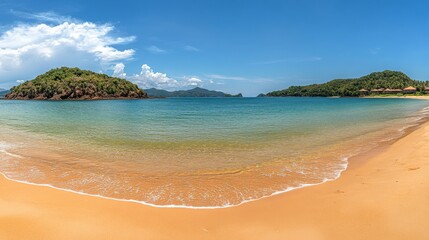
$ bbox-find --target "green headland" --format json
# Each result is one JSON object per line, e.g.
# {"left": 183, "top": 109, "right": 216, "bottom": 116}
{"left": 263, "top": 70, "right": 429, "bottom": 97}
{"left": 5, "top": 67, "right": 147, "bottom": 100}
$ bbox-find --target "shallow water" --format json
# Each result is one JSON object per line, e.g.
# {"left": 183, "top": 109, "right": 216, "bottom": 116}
{"left": 0, "top": 97, "right": 428, "bottom": 207}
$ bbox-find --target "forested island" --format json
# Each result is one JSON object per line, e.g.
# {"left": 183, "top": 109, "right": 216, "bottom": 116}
{"left": 264, "top": 70, "right": 429, "bottom": 97}
{"left": 5, "top": 67, "right": 147, "bottom": 100}
{"left": 144, "top": 87, "right": 243, "bottom": 98}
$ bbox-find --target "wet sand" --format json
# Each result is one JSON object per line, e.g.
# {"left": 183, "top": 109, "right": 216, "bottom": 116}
{"left": 1, "top": 122, "right": 429, "bottom": 239}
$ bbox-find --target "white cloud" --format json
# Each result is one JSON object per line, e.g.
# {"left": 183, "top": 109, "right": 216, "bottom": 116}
{"left": 146, "top": 45, "right": 166, "bottom": 54}
{"left": 10, "top": 10, "right": 76, "bottom": 24}
{"left": 112, "top": 63, "right": 126, "bottom": 78}
{"left": 186, "top": 77, "right": 203, "bottom": 86}
{"left": 16, "top": 80, "right": 25, "bottom": 83}
{"left": 184, "top": 45, "right": 200, "bottom": 52}
{"left": 206, "top": 74, "right": 247, "bottom": 81}
{"left": 116, "top": 63, "right": 203, "bottom": 90}
{"left": 135, "top": 64, "right": 177, "bottom": 88}
{"left": 0, "top": 19, "right": 135, "bottom": 84}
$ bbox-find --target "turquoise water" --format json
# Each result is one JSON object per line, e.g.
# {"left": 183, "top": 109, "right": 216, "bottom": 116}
{"left": 0, "top": 98, "right": 428, "bottom": 207}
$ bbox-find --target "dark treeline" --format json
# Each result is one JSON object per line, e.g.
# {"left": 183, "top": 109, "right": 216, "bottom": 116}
{"left": 266, "top": 71, "right": 429, "bottom": 97}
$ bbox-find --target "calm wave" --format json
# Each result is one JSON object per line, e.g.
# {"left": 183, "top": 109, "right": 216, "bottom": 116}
{"left": 0, "top": 98, "right": 428, "bottom": 207}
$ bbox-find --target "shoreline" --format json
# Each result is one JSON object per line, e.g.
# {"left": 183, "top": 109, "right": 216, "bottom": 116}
{"left": 0, "top": 111, "right": 420, "bottom": 209}
{"left": 1, "top": 117, "right": 429, "bottom": 239}
{"left": 361, "top": 95, "right": 429, "bottom": 99}
{"left": 0, "top": 111, "right": 422, "bottom": 210}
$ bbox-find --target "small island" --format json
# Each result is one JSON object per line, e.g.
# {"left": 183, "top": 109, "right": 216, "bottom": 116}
{"left": 5, "top": 67, "right": 148, "bottom": 100}
{"left": 264, "top": 70, "right": 429, "bottom": 97}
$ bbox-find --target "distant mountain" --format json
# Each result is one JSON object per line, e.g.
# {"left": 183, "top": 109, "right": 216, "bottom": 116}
{"left": 5, "top": 67, "right": 147, "bottom": 100}
{"left": 144, "top": 88, "right": 174, "bottom": 98}
{"left": 145, "top": 87, "right": 243, "bottom": 98}
{"left": 0, "top": 89, "right": 10, "bottom": 98}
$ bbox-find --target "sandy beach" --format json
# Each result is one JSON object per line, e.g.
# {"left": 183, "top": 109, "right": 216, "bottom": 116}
{"left": 362, "top": 95, "right": 429, "bottom": 100}
{"left": 1, "top": 121, "right": 429, "bottom": 240}
{"left": 1, "top": 0, "right": 429, "bottom": 238}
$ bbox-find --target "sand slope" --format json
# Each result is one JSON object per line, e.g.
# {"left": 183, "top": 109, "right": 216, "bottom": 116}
{"left": 1, "top": 123, "right": 429, "bottom": 240}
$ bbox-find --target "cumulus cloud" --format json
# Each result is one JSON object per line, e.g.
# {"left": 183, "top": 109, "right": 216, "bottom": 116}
{"left": 186, "top": 77, "right": 203, "bottom": 86}
{"left": 112, "top": 63, "right": 126, "bottom": 78}
{"left": 114, "top": 63, "right": 203, "bottom": 90}
{"left": 0, "top": 22, "right": 135, "bottom": 66}
{"left": 134, "top": 64, "right": 178, "bottom": 89}
{"left": 0, "top": 18, "right": 135, "bottom": 84}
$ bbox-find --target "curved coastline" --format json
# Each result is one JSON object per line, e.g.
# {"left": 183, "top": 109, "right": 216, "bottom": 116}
{"left": 0, "top": 141, "right": 348, "bottom": 209}
{"left": 0, "top": 104, "right": 428, "bottom": 209}
{"left": 0, "top": 112, "right": 429, "bottom": 239}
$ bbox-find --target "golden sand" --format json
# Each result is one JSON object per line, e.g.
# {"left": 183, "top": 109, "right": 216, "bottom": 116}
{"left": 1, "top": 122, "right": 429, "bottom": 239}
{"left": 362, "top": 95, "right": 429, "bottom": 99}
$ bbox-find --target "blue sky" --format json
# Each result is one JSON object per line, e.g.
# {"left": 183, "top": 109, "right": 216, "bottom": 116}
{"left": 0, "top": 0, "right": 428, "bottom": 96}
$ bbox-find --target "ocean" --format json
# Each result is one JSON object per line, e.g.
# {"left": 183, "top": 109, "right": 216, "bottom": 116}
{"left": 0, "top": 97, "right": 428, "bottom": 208}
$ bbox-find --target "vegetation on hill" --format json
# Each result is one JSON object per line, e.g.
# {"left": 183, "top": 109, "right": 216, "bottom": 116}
{"left": 6, "top": 67, "right": 147, "bottom": 100}
{"left": 144, "top": 87, "right": 243, "bottom": 98}
{"left": 265, "top": 70, "right": 429, "bottom": 97}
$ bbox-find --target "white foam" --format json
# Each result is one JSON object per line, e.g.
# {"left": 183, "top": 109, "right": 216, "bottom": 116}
{"left": 0, "top": 150, "right": 23, "bottom": 159}
{"left": 0, "top": 137, "right": 352, "bottom": 209}
{"left": 0, "top": 156, "right": 349, "bottom": 210}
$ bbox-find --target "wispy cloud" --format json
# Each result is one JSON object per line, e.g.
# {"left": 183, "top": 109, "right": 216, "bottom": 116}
{"left": 251, "top": 57, "right": 322, "bottom": 65}
{"left": 204, "top": 74, "right": 278, "bottom": 85}
{"left": 146, "top": 45, "right": 166, "bottom": 54}
{"left": 251, "top": 59, "right": 287, "bottom": 65}
{"left": 184, "top": 45, "right": 200, "bottom": 52}
{"left": 206, "top": 74, "right": 247, "bottom": 81}
{"left": 205, "top": 74, "right": 277, "bottom": 83}
{"left": 10, "top": 10, "right": 76, "bottom": 24}
{"left": 370, "top": 47, "right": 381, "bottom": 55}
